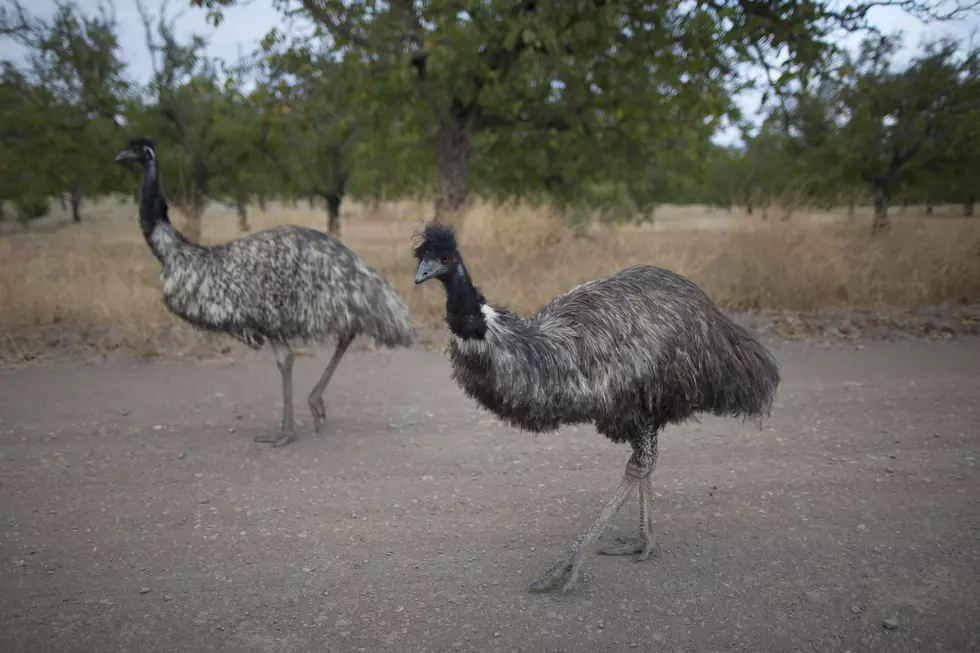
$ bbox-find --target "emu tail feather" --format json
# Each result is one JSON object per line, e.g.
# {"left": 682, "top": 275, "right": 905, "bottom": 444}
{"left": 359, "top": 279, "right": 417, "bottom": 348}
{"left": 707, "top": 315, "right": 780, "bottom": 424}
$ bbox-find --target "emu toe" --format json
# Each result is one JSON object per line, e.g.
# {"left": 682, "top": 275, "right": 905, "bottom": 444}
{"left": 598, "top": 535, "right": 656, "bottom": 561}
{"left": 254, "top": 431, "right": 298, "bottom": 447}
{"left": 528, "top": 557, "right": 583, "bottom": 594}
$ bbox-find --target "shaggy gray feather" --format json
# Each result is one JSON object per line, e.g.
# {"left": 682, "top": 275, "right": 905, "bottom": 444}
{"left": 152, "top": 223, "right": 416, "bottom": 350}
{"left": 414, "top": 223, "right": 779, "bottom": 443}
{"left": 120, "top": 137, "right": 415, "bottom": 351}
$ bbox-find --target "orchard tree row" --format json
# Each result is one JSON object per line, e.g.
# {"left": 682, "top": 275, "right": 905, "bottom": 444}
{"left": 704, "top": 32, "right": 980, "bottom": 230}
{"left": 2, "top": 0, "right": 979, "bottom": 235}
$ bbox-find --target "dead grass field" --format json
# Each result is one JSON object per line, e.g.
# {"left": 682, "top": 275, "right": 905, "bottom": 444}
{"left": 1, "top": 197, "right": 979, "bottom": 362}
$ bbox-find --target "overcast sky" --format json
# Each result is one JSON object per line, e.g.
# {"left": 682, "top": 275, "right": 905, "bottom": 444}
{"left": 3, "top": 0, "right": 979, "bottom": 145}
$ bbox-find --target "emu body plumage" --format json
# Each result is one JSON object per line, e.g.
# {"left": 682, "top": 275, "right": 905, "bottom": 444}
{"left": 150, "top": 224, "right": 414, "bottom": 352}
{"left": 116, "top": 137, "right": 415, "bottom": 447}
{"left": 413, "top": 222, "right": 779, "bottom": 592}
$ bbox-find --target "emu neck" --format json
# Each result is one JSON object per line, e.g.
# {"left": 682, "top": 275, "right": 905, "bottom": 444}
{"left": 138, "top": 157, "right": 185, "bottom": 264}
{"left": 441, "top": 261, "right": 487, "bottom": 340}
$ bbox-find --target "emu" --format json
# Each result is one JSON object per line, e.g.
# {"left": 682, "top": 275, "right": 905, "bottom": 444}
{"left": 413, "top": 222, "right": 780, "bottom": 593}
{"left": 115, "top": 137, "right": 416, "bottom": 447}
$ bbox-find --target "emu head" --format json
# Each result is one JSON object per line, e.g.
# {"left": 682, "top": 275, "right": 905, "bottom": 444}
{"left": 413, "top": 222, "right": 460, "bottom": 284}
{"left": 115, "top": 137, "right": 156, "bottom": 166}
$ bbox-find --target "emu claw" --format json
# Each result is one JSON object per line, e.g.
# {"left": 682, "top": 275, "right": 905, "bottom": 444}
{"left": 528, "top": 558, "right": 582, "bottom": 594}
{"left": 309, "top": 397, "right": 326, "bottom": 433}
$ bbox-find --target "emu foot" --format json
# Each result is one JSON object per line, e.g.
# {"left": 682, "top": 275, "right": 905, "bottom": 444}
{"left": 254, "top": 430, "right": 297, "bottom": 448}
{"left": 309, "top": 397, "right": 326, "bottom": 434}
{"left": 598, "top": 535, "right": 655, "bottom": 561}
{"left": 527, "top": 556, "right": 583, "bottom": 594}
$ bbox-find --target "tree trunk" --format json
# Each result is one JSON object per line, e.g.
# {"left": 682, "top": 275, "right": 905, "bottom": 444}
{"left": 258, "top": 195, "right": 268, "bottom": 212}
{"left": 872, "top": 185, "right": 891, "bottom": 234}
{"left": 236, "top": 193, "right": 249, "bottom": 232}
{"left": 925, "top": 199, "right": 933, "bottom": 215}
{"left": 964, "top": 194, "right": 975, "bottom": 217}
{"left": 847, "top": 200, "right": 855, "bottom": 218}
{"left": 325, "top": 193, "right": 342, "bottom": 237}
{"left": 69, "top": 180, "right": 83, "bottom": 222}
{"left": 59, "top": 193, "right": 68, "bottom": 211}
{"left": 182, "top": 153, "right": 209, "bottom": 242}
{"left": 900, "top": 199, "right": 907, "bottom": 214}
{"left": 434, "top": 108, "right": 475, "bottom": 222}
{"left": 746, "top": 199, "right": 753, "bottom": 216}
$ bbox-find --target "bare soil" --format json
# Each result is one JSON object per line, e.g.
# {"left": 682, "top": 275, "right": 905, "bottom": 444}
{"left": 1, "top": 337, "right": 979, "bottom": 653}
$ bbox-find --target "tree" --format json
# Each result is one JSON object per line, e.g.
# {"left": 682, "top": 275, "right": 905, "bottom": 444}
{"left": 207, "top": 55, "right": 281, "bottom": 232}
{"left": 250, "top": 50, "right": 364, "bottom": 237}
{"left": 841, "top": 34, "right": 980, "bottom": 232}
{"left": 192, "top": 1, "right": 980, "bottom": 223}
{"left": 1, "top": 1, "right": 128, "bottom": 222}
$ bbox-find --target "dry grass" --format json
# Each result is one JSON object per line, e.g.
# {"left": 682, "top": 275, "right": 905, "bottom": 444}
{"left": 2, "top": 196, "right": 979, "bottom": 362}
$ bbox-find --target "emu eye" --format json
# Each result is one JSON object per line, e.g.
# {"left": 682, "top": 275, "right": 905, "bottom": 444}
{"left": 439, "top": 256, "right": 450, "bottom": 265}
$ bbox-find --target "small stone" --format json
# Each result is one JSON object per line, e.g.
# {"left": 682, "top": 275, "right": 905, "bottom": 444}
{"left": 140, "top": 587, "right": 152, "bottom": 595}
{"left": 198, "top": 498, "right": 209, "bottom": 504}
{"left": 805, "top": 590, "right": 829, "bottom": 605}
{"left": 493, "top": 632, "right": 500, "bottom": 638}
{"left": 883, "top": 616, "right": 900, "bottom": 630}
{"left": 850, "top": 605, "right": 862, "bottom": 614}
{"left": 177, "top": 452, "right": 186, "bottom": 460}
{"left": 164, "top": 595, "right": 172, "bottom": 601}
{"left": 153, "top": 425, "right": 163, "bottom": 430}
{"left": 860, "top": 635, "right": 873, "bottom": 647}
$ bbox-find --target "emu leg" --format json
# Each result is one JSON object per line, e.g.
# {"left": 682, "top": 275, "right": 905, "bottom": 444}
{"left": 528, "top": 457, "right": 646, "bottom": 594}
{"left": 308, "top": 334, "right": 354, "bottom": 433}
{"left": 529, "top": 431, "right": 658, "bottom": 593}
{"left": 600, "top": 432, "right": 659, "bottom": 560}
{"left": 598, "top": 475, "right": 656, "bottom": 560}
{"left": 255, "top": 341, "right": 297, "bottom": 447}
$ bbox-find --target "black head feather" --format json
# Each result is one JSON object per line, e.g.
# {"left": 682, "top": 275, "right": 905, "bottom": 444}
{"left": 116, "top": 136, "right": 157, "bottom": 165}
{"left": 413, "top": 222, "right": 458, "bottom": 260}
{"left": 126, "top": 136, "right": 156, "bottom": 151}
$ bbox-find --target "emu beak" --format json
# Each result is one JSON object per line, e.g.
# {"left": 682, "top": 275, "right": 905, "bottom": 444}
{"left": 415, "top": 259, "right": 441, "bottom": 284}
{"left": 114, "top": 149, "right": 136, "bottom": 163}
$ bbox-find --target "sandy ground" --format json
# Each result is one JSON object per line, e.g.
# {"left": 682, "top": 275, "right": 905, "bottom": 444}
{"left": 1, "top": 338, "right": 979, "bottom": 653}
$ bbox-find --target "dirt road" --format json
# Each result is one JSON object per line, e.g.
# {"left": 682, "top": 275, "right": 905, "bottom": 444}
{"left": 1, "top": 338, "right": 979, "bottom": 653}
